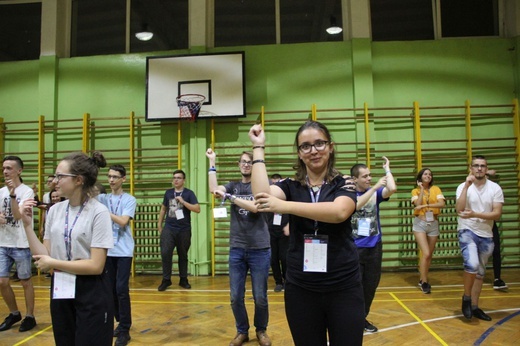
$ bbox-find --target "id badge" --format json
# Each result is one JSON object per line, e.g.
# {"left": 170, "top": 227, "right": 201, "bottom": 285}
{"left": 425, "top": 211, "right": 434, "bottom": 222}
{"left": 273, "top": 213, "right": 282, "bottom": 226}
{"left": 357, "top": 218, "right": 371, "bottom": 237}
{"left": 175, "top": 208, "right": 185, "bottom": 220}
{"left": 303, "top": 234, "right": 328, "bottom": 272}
{"left": 53, "top": 271, "right": 76, "bottom": 299}
{"left": 213, "top": 207, "right": 227, "bottom": 218}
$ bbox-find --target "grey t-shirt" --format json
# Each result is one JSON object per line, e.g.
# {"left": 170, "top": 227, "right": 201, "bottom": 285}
{"left": 45, "top": 198, "right": 113, "bottom": 261}
{"left": 224, "top": 181, "right": 269, "bottom": 249}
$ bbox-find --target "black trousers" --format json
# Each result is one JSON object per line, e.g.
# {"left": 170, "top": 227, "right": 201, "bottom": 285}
{"left": 160, "top": 226, "right": 192, "bottom": 281}
{"left": 50, "top": 269, "right": 114, "bottom": 346}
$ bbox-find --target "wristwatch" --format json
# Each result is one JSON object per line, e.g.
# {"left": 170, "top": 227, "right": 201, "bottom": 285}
{"left": 229, "top": 195, "right": 237, "bottom": 203}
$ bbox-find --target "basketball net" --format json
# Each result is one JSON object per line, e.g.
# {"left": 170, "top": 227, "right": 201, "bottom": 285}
{"left": 176, "top": 94, "right": 205, "bottom": 122}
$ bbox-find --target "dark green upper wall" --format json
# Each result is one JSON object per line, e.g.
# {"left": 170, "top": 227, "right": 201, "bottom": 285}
{"left": 0, "top": 37, "right": 517, "bottom": 123}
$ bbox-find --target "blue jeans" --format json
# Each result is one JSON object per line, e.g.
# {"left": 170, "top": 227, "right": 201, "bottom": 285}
{"left": 229, "top": 247, "right": 270, "bottom": 334}
{"left": 0, "top": 247, "right": 32, "bottom": 279}
{"left": 459, "top": 229, "right": 494, "bottom": 277}
{"left": 106, "top": 256, "right": 132, "bottom": 331}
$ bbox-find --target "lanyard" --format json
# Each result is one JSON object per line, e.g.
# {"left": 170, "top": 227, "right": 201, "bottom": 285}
{"left": 306, "top": 177, "right": 324, "bottom": 235}
{"left": 109, "top": 193, "right": 123, "bottom": 214}
{"left": 64, "top": 199, "right": 89, "bottom": 261}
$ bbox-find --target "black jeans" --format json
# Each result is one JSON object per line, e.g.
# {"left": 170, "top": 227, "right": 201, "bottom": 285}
{"left": 160, "top": 226, "right": 192, "bottom": 281}
{"left": 269, "top": 233, "right": 288, "bottom": 285}
{"left": 357, "top": 241, "right": 383, "bottom": 316}
{"left": 492, "top": 222, "right": 502, "bottom": 279}
{"left": 106, "top": 256, "right": 132, "bottom": 331}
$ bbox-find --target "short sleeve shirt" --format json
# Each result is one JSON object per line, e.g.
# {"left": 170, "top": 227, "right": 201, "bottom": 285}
{"left": 0, "top": 184, "right": 34, "bottom": 248}
{"left": 277, "top": 176, "right": 359, "bottom": 292}
{"left": 162, "top": 188, "right": 199, "bottom": 231}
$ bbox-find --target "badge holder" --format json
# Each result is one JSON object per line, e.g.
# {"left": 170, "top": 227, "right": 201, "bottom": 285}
{"left": 213, "top": 194, "right": 228, "bottom": 218}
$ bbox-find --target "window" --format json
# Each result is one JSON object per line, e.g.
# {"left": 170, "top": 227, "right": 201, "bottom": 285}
{"left": 0, "top": 2, "right": 41, "bottom": 62}
{"left": 371, "top": 0, "right": 434, "bottom": 41}
{"left": 71, "top": 0, "right": 126, "bottom": 57}
{"left": 440, "top": 0, "right": 499, "bottom": 38}
{"left": 280, "top": 0, "right": 343, "bottom": 43}
{"left": 215, "top": 0, "right": 276, "bottom": 47}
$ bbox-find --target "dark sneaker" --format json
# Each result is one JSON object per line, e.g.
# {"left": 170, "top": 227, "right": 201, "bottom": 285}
{"left": 472, "top": 308, "right": 492, "bottom": 321}
{"left": 115, "top": 331, "right": 131, "bottom": 346}
{"left": 158, "top": 280, "right": 172, "bottom": 291}
{"left": 364, "top": 320, "right": 378, "bottom": 333}
{"left": 493, "top": 278, "right": 508, "bottom": 290}
{"left": 179, "top": 278, "right": 191, "bottom": 289}
{"left": 421, "top": 282, "right": 431, "bottom": 294}
{"left": 274, "top": 284, "right": 284, "bottom": 292}
{"left": 462, "top": 296, "right": 472, "bottom": 320}
{"left": 0, "top": 313, "right": 22, "bottom": 332}
{"left": 19, "top": 316, "right": 36, "bottom": 332}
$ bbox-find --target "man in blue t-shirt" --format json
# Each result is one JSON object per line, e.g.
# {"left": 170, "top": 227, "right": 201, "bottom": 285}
{"left": 157, "top": 169, "right": 200, "bottom": 291}
{"left": 97, "top": 164, "right": 137, "bottom": 346}
{"left": 350, "top": 157, "right": 397, "bottom": 333}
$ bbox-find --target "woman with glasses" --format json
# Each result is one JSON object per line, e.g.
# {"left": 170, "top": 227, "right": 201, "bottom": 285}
{"left": 411, "top": 168, "right": 445, "bottom": 294}
{"left": 20, "top": 151, "right": 114, "bottom": 346}
{"left": 248, "top": 121, "right": 363, "bottom": 346}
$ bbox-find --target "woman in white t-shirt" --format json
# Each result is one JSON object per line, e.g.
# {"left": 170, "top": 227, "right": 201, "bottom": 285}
{"left": 21, "top": 151, "right": 113, "bottom": 346}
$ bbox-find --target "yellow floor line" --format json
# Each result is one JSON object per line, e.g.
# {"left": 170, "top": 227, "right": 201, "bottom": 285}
{"left": 13, "top": 325, "right": 53, "bottom": 346}
{"left": 389, "top": 292, "right": 449, "bottom": 346}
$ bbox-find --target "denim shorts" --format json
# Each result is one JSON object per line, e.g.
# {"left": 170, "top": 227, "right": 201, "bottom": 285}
{"left": 413, "top": 217, "right": 440, "bottom": 236}
{"left": 458, "top": 229, "right": 494, "bottom": 277}
{"left": 0, "top": 247, "right": 33, "bottom": 279}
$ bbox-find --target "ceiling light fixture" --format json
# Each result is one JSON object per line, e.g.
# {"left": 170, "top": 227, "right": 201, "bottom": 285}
{"left": 135, "top": 24, "right": 154, "bottom": 41}
{"left": 326, "top": 16, "right": 343, "bottom": 35}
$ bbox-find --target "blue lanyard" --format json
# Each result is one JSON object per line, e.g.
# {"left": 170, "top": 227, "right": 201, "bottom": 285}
{"left": 64, "top": 199, "right": 89, "bottom": 261}
{"left": 109, "top": 193, "right": 123, "bottom": 214}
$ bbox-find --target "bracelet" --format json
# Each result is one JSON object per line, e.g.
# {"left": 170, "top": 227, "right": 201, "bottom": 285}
{"left": 208, "top": 171, "right": 216, "bottom": 175}
{"left": 209, "top": 167, "right": 216, "bottom": 172}
{"left": 385, "top": 170, "right": 391, "bottom": 175}
{"left": 252, "top": 159, "right": 265, "bottom": 165}
{"left": 9, "top": 195, "right": 16, "bottom": 199}
{"left": 252, "top": 146, "right": 265, "bottom": 150}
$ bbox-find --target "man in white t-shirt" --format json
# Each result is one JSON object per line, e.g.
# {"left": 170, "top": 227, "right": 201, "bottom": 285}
{"left": 0, "top": 156, "right": 36, "bottom": 332}
{"left": 456, "top": 155, "right": 504, "bottom": 322}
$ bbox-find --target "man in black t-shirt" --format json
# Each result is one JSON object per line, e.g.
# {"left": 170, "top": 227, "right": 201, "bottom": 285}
{"left": 157, "top": 169, "right": 200, "bottom": 291}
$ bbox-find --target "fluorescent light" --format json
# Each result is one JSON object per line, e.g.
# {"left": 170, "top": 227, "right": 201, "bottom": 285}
{"left": 326, "top": 16, "right": 343, "bottom": 35}
{"left": 135, "top": 31, "right": 153, "bottom": 41}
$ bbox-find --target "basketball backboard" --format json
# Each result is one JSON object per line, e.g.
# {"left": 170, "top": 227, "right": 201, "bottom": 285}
{"left": 145, "top": 52, "right": 246, "bottom": 121}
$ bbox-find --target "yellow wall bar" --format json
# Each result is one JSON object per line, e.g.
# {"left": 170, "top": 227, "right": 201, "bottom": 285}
{"left": 129, "top": 112, "right": 136, "bottom": 277}
{"left": 311, "top": 104, "right": 317, "bottom": 121}
{"left": 82, "top": 113, "right": 90, "bottom": 153}
{"left": 210, "top": 118, "right": 215, "bottom": 276}
{"left": 464, "top": 100, "right": 472, "bottom": 163}
{"left": 413, "top": 101, "right": 422, "bottom": 170}
{"left": 513, "top": 99, "right": 520, "bottom": 188}
{"left": 37, "top": 114, "right": 45, "bottom": 198}
{"left": 364, "top": 102, "right": 371, "bottom": 168}
{"left": 260, "top": 106, "right": 265, "bottom": 128}
{"left": 0, "top": 117, "right": 4, "bottom": 155}
{"left": 178, "top": 120, "right": 182, "bottom": 169}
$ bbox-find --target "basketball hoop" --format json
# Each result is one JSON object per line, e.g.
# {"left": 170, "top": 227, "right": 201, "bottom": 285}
{"left": 176, "top": 94, "right": 205, "bottom": 122}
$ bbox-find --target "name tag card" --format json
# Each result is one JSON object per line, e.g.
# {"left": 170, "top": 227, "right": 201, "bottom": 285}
{"left": 53, "top": 271, "right": 76, "bottom": 299}
{"left": 357, "top": 218, "right": 371, "bottom": 237}
{"left": 273, "top": 213, "right": 282, "bottom": 225}
{"left": 213, "top": 207, "right": 227, "bottom": 218}
{"left": 175, "top": 208, "right": 185, "bottom": 219}
{"left": 303, "top": 234, "right": 328, "bottom": 272}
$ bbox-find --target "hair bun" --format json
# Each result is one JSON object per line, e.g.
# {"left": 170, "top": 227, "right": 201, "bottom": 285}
{"left": 90, "top": 151, "right": 107, "bottom": 169}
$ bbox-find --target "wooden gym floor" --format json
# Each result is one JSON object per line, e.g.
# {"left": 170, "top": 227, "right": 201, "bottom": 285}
{"left": 1, "top": 268, "right": 519, "bottom": 345}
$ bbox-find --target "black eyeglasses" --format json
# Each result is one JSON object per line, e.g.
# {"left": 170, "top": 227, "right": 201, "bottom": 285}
{"left": 471, "top": 164, "right": 487, "bottom": 169}
{"left": 298, "top": 140, "right": 329, "bottom": 154}
{"left": 239, "top": 160, "right": 252, "bottom": 166}
{"left": 107, "top": 175, "right": 123, "bottom": 180}
{"left": 54, "top": 173, "right": 78, "bottom": 181}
